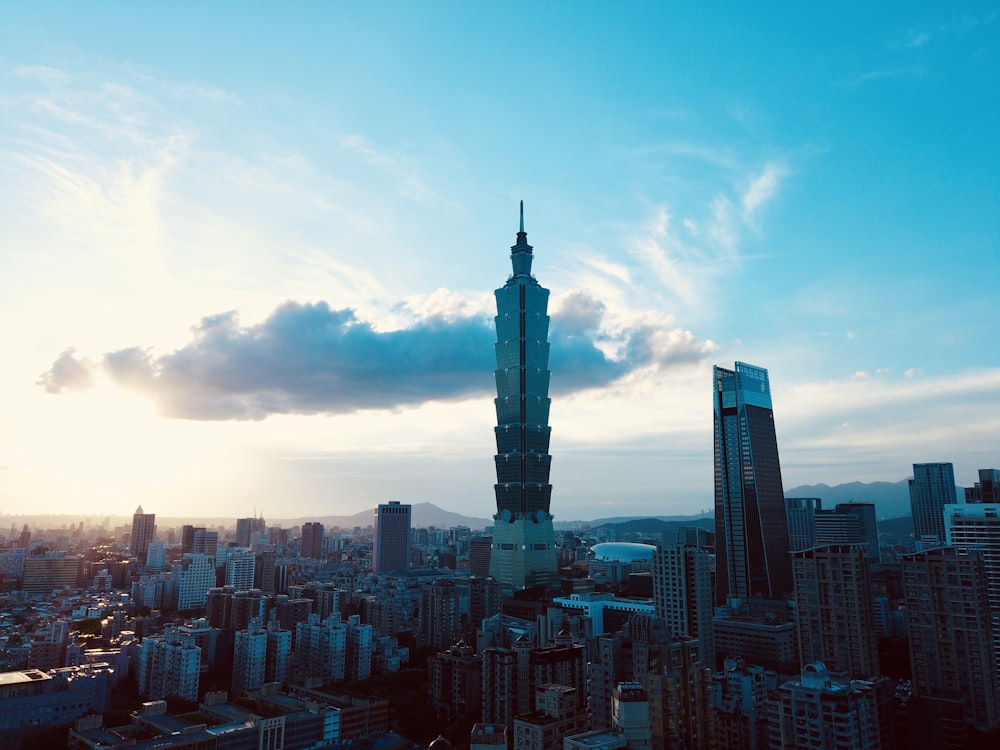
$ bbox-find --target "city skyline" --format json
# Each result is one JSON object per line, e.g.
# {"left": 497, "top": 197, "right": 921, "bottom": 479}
{"left": 1, "top": 4, "right": 998, "bottom": 521}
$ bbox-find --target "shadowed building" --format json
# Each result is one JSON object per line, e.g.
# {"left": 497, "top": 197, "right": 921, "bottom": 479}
{"left": 792, "top": 544, "right": 878, "bottom": 679}
{"left": 489, "top": 203, "right": 559, "bottom": 591}
{"left": 373, "top": 501, "right": 411, "bottom": 574}
{"left": 909, "top": 462, "right": 956, "bottom": 550}
{"left": 713, "top": 362, "right": 792, "bottom": 603}
{"left": 131, "top": 505, "right": 156, "bottom": 564}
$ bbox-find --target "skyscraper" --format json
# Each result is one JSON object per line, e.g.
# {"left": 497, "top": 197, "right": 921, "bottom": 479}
{"left": 130, "top": 505, "right": 156, "bottom": 564}
{"left": 713, "top": 362, "right": 792, "bottom": 603}
{"left": 489, "top": 203, "right": 558, "bottom": 590}
{"left": 301, "top": 521, "right": 325, "bottom": 560}
{"left": 908, "top": 462, "right": 956, "bottom": 549}
{"left": 373, "top": 501, "right": 411, "bottom": 574}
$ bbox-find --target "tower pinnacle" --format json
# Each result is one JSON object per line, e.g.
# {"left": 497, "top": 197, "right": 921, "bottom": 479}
{"left": 519, "top": 200, "right": 524, "bottom": 233}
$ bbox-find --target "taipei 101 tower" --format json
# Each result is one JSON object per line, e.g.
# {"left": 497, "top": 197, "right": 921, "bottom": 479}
{"left": 488, "top": 202, "right": 559, "bottom": 590}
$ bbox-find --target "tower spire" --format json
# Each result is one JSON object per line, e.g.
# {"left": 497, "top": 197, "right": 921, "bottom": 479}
{"left": 519, "top": 200, "right": 524, "bottom": 233}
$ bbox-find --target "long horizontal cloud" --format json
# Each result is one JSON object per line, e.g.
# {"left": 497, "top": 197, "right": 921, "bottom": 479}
{"left": 39, "top": 294, "right": 714, "bottom": 420}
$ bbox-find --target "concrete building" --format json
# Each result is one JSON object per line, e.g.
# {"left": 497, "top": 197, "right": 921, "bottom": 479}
{"left": 712, "top": 600, "right": 798, "bottom": 674}
{"left": 21, "top": 554, "right": 82, "bottom": 596}
{"left": 294, "top": 614, "right": 347, "bottom": 684}
{"left": 652, "top": 527, "right": 714, "bottom": 666}
{"left": 611, "top": 682, "right": 652, "bottom": 750}
{"left": 429, "top": 640, "right": 482, "bottom": 721}
{"left": 815, "top": 502, "right": 880, "bottom": 562}
{"left": 481, "top": 637, "right": 586, "bottom": 730}
{"left": 965, "top": 468, "right": 1000, "bottom": 503}
{"left": 768, "top": 663, "right": 890, "bottom": 750}
{"left": 0, "top": 664, "right": 113, "bottom": 744}
{"left": 174, "top": 553, "right": 217, "bottom": 610}
{"left": 225, "top": 548, "right": 256, "bottom": 590}
{"left": 902, "top": 545, "right": 1000, "bottom": 733}
{"left": 131, "top": 505, "right": 156, "bottom": 564}
{"left": 909, "top": 462, "right": 957, "bottom": 550}
{"left": 710, "top": 658, "right": 768, "bottom": 750}
{"left": 373, "top": 501, "right": 412, "bottom": 574}
{"left": 792, "top": 544, "right": 879, "bottom": 679}
{"left": 232, "top": 618, "right": 267, "bottom": 695}
{"left": 587, "top": 615, "right": 711, "bottom": 750}
{"left": 301, "top": 521, "right": 326, "bottom": 559}
{"left": 512, "top": 684, "right": 589, "bottom": 750}
{"left": 265, "top": 618, "right": 292, "bottom": 684}
{"left": 945, "top": 501, "right": 1000, "bottom": 679}
{"left": 784, "top": 497, "right": 821, "bottom": 552}
{"left": 419, "top": 577, "right": 468, "bottom": 649}
{"left": 136, "top": 635, "right": 201, "bottom": 701}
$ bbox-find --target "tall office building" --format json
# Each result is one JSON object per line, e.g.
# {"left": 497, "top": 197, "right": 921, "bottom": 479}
{"left": 301, "top": 522, "right": 325, "bottom": 560}
{"left": 489, "top": 203, "right": 559, "bottom": 590}
{"left": 713, "top": 362, "right": 792, "bottom": 603}
{"left": 965, "top": 468, "right": 1000, "bottom": 503}
{"left": 236, "top": 515, "right": 266, "bottom": 548}
{"left": 131, "top": 506, "right": 156, "bottom": 564}
{"left": 902, "top": 546, "right": 1000, "bottom": 733}
{"left": 373, "top": 501, "right": 411, "bottom": 574}
{"left": 909, "top": 462, "right": 956, "bottom": 549}
{"left": 792, "top": 544, "right": 878, "bottom": 679}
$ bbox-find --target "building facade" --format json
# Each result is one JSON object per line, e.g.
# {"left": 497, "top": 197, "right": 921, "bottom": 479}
{"left": 792, "top": 544, "right": 878, "bottom": 679}
{"left": 902, "top": 546, "right": 1000, "bottom": 733}
{"left": 373, "top": 501, "right": 411, "bottom": 574}
{"left": 909, "top": 462, "right": 957, "bottom": 549}
{"left": 652, "top": 528, "right": 714, "bottom": 667}
{"left": 713, "top": 362, "right": 792, "bottom": 603}
{"left": 301, "top": 521, "right": 326, "bottom": 560}
{"left": 131, "top": 505, "right": 156, "bottom": 564}
{"left": 489, "top": 203, "right": 559, "bottom": 591}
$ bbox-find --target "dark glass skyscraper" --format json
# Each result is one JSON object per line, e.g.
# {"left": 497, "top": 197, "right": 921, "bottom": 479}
{"left": 714, "top": 362, "right": 792, "bottom": 603}
{"left": 488, "top": 203, "right": 558, "bottom": 590}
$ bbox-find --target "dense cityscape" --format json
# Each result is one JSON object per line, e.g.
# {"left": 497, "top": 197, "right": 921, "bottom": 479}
{"left": 1, "top": 215, "right": 997, "bottom": 750}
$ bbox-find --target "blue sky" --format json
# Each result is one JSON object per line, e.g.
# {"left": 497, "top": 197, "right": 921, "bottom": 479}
{"left": 1, "top": 2, "right": 997, "bottom": 522}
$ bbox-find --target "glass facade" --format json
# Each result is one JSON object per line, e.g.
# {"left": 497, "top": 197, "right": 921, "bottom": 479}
{"left": 488, "top": 205, "right": 558, "bottom": 589}
{"left": 714, "top": 362, "right": 792, "bottom": 603}
{"left": 492, "top": 211, "right": 553, "bottom": 518}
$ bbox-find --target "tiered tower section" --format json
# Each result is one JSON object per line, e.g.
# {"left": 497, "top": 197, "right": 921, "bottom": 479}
{"left": 488, "top": 203, "right": 559, "bottom": 590}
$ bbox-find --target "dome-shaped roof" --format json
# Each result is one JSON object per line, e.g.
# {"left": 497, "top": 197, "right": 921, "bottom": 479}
{"left": 590, "top": 542, "right": 656, "bottom": 562}
{"left": 428, "top": 736, "right": 453, "bottom": 750}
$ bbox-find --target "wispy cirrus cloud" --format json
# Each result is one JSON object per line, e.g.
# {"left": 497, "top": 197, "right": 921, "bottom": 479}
{"left": 39, "top": 293, "right": 715, "bottom": 420}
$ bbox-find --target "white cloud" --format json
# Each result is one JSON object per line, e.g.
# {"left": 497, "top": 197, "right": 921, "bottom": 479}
{"left": 742, "top": 162, "right": 787, "bottom": 221}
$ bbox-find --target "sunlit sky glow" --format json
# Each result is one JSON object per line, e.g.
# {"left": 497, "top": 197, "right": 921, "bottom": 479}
{"left": 1, "top": 3, "right": 997, "bottom": 522}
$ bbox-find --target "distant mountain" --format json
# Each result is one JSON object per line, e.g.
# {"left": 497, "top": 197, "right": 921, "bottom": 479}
{"left": 285, "top": 501, "right": 492, "bottom": 531}
{"left": 591, "top": 516, "right": 715, "bottom": 536}
{"left": 784, "top": 479, "right": 915, "bottom": 520}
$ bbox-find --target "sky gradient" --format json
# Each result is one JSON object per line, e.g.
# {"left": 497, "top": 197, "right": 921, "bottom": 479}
{"left": 1, "top": 3, "right": 998, "bottom": 522}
